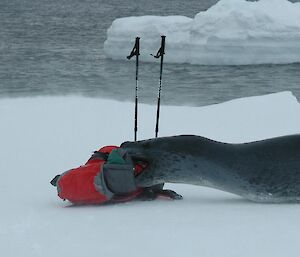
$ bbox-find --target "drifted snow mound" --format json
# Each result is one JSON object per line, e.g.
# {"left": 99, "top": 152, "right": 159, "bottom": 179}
{"left": 104, "top": 0, "right": 300, "bottom": 65}
{"left": 1, "top": 92, "right": 300, "bottom": 257}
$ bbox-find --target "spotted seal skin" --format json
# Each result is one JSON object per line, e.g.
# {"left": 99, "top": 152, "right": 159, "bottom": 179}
{"left": 121, "top": 135, "right": 300, "bottom": 203}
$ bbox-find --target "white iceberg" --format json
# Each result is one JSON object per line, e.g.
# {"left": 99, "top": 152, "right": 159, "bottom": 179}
{"left": 104, "top": 0, "right": 300, "bottom": 65}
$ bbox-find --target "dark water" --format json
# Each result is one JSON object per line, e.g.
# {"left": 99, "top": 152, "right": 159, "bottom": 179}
{"left": 1, "top": 0, "right": 300, "bottom": 106}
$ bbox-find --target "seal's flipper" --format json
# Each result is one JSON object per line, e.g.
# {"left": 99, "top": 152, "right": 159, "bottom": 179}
{"left": 138, "top": 187, "right": 183, "bottom": 201}
{"left": 157, "top": 189, "right": 183, "bottom": 200}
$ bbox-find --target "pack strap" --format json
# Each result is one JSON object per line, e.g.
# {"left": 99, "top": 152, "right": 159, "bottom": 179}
{"left": 89, "top": 151, "right": 109, "bottom": 161}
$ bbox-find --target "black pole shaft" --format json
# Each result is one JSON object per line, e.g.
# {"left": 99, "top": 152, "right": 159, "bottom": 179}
{"left": 134, "top": 37, "right": 140, "bottom": 141}
{"left": 127, "top": 37, "right": 140, "bottom": 141}
{"left": 155, "top": 35, "right": 166, "bottom": 138}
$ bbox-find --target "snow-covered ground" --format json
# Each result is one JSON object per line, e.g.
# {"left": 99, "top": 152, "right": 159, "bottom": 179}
{"left": 1, "top": 91, "right": 300, "bottom": 257}
{"left": 104, "top": 0, "right": 300, "bottom": 65}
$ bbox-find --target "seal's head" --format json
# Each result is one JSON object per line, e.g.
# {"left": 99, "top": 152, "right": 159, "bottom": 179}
{"left": 121, "top": 136, "right": 201, "bottom": 187}
{"left": 121, "top": 138, "right": 171, "bottom": 187}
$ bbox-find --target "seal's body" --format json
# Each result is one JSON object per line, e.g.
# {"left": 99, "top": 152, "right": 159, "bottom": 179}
{"left": 121, "top": 135, "right": 300, "bottom": 203}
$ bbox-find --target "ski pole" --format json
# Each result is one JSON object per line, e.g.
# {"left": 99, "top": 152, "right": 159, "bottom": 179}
{"left": 127, "top": 37, "right": 140, "bottom": 141}
{"left": 152, "top": 35, "right": 166, "bottom": 138}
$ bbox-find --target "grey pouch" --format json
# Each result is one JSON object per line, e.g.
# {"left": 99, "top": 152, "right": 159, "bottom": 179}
{"left": 103, "top": 163, "right": 137, "bottom": 194}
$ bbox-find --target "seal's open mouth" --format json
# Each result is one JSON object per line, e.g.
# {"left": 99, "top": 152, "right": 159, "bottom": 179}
{"left": 133, "top": 159, "right": 149, "bottom": 177}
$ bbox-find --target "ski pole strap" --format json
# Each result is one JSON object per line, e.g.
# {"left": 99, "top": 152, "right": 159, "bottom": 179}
{"left": 127, "top": 37, "right": 140, "bottom": 60}
{"left": 152, "top": 35, "right": 165, "bottom": 59}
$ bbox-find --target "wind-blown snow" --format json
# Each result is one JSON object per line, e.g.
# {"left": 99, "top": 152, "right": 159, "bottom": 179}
{"left": 1, "top": 91, "right": 300, "bottom": 257}
{"left": 104, "top": 0, "right": 300, "bottom": 65}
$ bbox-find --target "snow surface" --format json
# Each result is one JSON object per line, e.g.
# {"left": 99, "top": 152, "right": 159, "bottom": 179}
{"left": 1, "top": 91, "right": 300, "bottom": 257}
{"left": 104, "top": 0, "right": 300, "bottom": 65}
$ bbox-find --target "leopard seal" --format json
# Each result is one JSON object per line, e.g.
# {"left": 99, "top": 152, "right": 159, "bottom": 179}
{"left": 121, "top": 134, "right": 300, "bottom": 203}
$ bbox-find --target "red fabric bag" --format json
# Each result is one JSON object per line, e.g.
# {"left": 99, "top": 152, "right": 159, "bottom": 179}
{"left": 55, "top": 146, "right": 143, "bottom": 205}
